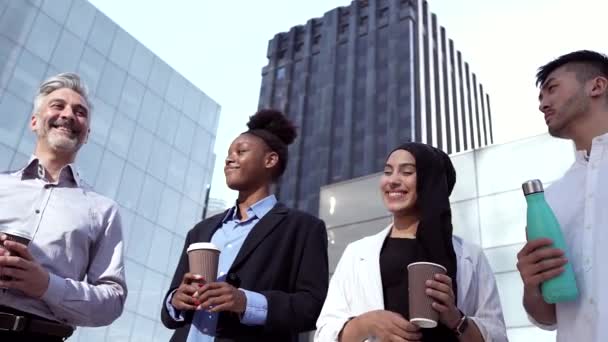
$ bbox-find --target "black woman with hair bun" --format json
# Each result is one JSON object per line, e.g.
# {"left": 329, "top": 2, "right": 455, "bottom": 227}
{"left": 161, "top": 109, "right": 329, "bottom": 342}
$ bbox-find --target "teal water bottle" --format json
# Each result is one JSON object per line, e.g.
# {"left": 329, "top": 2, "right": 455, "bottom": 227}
{"left": 522, "top": 179, "right": 579, "bottom": 303}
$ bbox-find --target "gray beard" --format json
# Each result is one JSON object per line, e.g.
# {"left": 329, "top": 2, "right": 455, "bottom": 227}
{"left": 37, "top": 124, "right": 82, "bottom": 153}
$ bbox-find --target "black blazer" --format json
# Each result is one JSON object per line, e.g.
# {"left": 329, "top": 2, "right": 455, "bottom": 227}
{"left": 161, "top": 203, "right": 329, "bottom": 342}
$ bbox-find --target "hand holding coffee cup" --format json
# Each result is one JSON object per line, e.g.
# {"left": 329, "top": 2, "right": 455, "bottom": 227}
{"left": 344, "top": 310, "right": 422, "bottom": 341}
{"left": 171, "top": 243, "right": 221, "bottom": 312}
{"left": 171, "top": 273, "right": 205, "bottom": 311}
{"left": 0, "top": 231, "right": 32, "bottom": 282}
{"left": 195, "top": 281, "right": 247, "bottom": 313}
{"left": 0, "top": 232, "right": 50, "bottom": 298}
{"left": 185, "top": 242, "right": 247, "bottom": 314}
{"left": 0, "top": 231, "right": 32, "bottom": 251}
{"left": 425, "top": 273, "right": 462, "bottom": 329}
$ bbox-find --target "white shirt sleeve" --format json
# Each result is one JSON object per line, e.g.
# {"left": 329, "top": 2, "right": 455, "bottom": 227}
{"left": 315, "top": 244, "right": 356, "bottom": 342}
{"left": 466, "top": 245, "right": 509, "bottom": 342}
{"left": 527, "top": 313, "right": 558, "bottom": 331}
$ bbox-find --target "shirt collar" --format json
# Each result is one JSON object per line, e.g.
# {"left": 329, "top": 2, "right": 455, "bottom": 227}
{"left": 575, "top": 132, "right": 608, "bottom": 162}
{"left": 222, "top": 195, "right": 278, "bottom": 223}
{"left": 20, "top": 155, "right": 81, "bottom": 186}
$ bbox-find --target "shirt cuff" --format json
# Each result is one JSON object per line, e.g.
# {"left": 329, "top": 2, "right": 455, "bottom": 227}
{"left": 41, "top": 272, "right": 66, "bottom": 306}
{"left": 240, "top": 289, "right": 268, "bottom": 326}
{"left": 527, "top": 313, "right": 557, "bottom": 331}
{"left": 165, "top": 289, "right": 185, "bottom": 322}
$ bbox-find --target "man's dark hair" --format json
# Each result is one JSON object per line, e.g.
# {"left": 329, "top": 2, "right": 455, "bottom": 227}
{"left": 536, "top": 50, "right": 608, "bottom": 87}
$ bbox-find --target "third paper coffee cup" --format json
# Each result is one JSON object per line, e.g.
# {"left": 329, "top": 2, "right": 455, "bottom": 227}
{"left": 407, "top": 261, "right": 448, "bottom": 328}
{"left": 187, "top": 242, "right": 221, "bottom": 284}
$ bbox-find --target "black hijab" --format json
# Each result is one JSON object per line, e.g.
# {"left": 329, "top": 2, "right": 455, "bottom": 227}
{"left": 390, "top": 142, "right": 458, "bottom": 340}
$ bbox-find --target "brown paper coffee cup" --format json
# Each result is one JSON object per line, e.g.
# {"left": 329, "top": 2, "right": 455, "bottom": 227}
{"left": 187, "top": 242, "right": 220, "bottom": 285}
{"left": 407, "top": 261, "right": 448, "bottom": 328}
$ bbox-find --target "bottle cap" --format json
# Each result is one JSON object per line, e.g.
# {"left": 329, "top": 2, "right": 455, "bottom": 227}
{"left": 522, "top": 179, "right": 544, "bottom": 195}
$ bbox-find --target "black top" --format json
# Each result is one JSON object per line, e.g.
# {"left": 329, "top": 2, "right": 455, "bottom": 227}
{"left": 380, "top": 237, "right": 418, "bottom": 317}
{"left": 380, "top": 237, "right": 458, "bottom": 342}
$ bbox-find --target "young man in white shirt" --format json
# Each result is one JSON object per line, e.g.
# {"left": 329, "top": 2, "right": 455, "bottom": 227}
{"left": 516, "top": 50, "right": 608, "bottom": 342}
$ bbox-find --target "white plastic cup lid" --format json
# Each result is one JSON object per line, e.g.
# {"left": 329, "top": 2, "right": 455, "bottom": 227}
{"left": 187, "top": 242, "right": 220, "bottom": 253}
{"left": 407, "top": 261, "right": 447, "bottom": 272}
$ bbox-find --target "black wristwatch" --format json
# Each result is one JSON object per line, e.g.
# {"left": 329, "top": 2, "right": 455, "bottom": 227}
{"left": 453, "top": 310, "right": 469, "bottom": 337}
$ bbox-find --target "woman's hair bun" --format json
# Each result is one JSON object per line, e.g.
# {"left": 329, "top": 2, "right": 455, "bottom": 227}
{"left": 247, "top": 109, "right": 297, "bottom": 145}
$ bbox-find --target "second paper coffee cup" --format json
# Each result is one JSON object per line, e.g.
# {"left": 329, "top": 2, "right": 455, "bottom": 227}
{"left": 407, "top": 261, "right": 448, "bottom": 328}
{"left": 187, "top": 242, "right": 221, "bottom": 284}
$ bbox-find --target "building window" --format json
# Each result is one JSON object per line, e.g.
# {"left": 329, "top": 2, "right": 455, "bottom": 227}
{"left": 400, "top": 0, "right": 416, "bottom": 9}
{"left": 313, "top": 21, "right": 322, "bottom": 36}
{"left": 378, "top": 7, "right": 389, "bottom": 18}
{"left": 277, "top": 49, "right": 286, "bottom": 60}
{"left": 340, "top": 24, "right": 349, "bottom": 34}
{"left": 276, "top": 67, "right": 286, "bottom": 80}
{"left": 359, "top": 16, "right": 368, "bottom": 27}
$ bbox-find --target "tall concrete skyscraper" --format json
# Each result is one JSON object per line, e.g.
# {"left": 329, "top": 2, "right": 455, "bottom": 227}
{"left": 259, "top": 0, "right": 493, "bottom": 214}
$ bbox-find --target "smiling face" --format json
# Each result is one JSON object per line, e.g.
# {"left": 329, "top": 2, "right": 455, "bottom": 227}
{"left": 538, "top": 65, "right": 591, "bottom": 138}
{"left": 31, "top": 87, "right": 90, "bottom": 159}
{"left": 380, "top": 149, "right": 418, "bottom": 216}
{"left": 224, "top": 133, "right": 278, "bottom": 191}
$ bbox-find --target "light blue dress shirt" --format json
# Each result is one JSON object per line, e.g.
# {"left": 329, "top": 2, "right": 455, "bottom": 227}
{"left": 167, "top": 195, "right": 277, "bottom": 341}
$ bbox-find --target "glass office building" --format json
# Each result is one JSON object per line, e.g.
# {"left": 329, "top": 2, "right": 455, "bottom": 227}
{"left": 0, "top": 1, "right": 220, "bottom": 341}
{"left": 319, "top": 133, "right": 575, "bottom": 342}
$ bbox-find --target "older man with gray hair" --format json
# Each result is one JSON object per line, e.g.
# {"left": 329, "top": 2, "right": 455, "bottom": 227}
{"left": 0, "top": 73, "right": 127, "bottom": 341}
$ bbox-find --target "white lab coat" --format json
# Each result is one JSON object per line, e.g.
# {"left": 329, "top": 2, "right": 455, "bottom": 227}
{"left": 315, "top": 224, "right": 508, "bottom": 342}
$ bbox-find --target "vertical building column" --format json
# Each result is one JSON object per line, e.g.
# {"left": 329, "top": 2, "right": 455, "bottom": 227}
{"left": 431, "top": 14, "right": 443, "bottom": 150}
{"left": 386, "top": 0, "right": 400, "bottom": 151}
{"left": 407, "top": 0, "right": 419, "bottom": 144}
{"left": 421, "top": 1, "right": 435, "bottom": 146}
{"left": 285, "top": 23, "right": 315, "bottom": 207}
{"left": 486, "top": 93, "right": 494, "bottom": 144}
{"left": 472, "top": 73, "right": 481, "bottom": 149}
{"left": 273, "top": 28, "right": 296, "bottom": 113}
{"left": 457, "top": 53, "right": 469, "bottom": 151}
{"left": 258, "top": 36, "right": 279, "bottom": 108}
{"left": 424, "top": 3, "right": 435, "bottom": 147}
{"left": 449, "top": 39, "right": 463, "bottom": 152}
{"left": 440, "top": 26, "right": 453, "bottom": 154}
{"left": 318, "top": 11, "right": 339, "bottom": 186}
{"left": 364, "top": 0, "right": 378, "bottom": 172}
{"left": 464, "top": 62, "right": 474, "bottom": 149}
{"left": 479, "top": 83, "right": 489, "bottom": 146}
{"left": 414, "top": 0, "right": 427, "bottom": 142}
{"left": 343, "top": 3, "right": 358, "bottom": 180}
